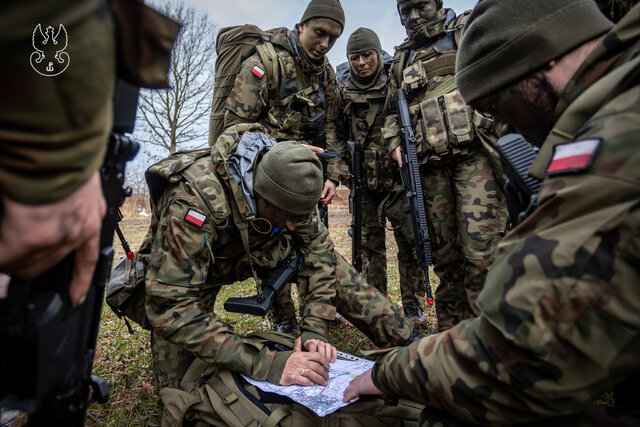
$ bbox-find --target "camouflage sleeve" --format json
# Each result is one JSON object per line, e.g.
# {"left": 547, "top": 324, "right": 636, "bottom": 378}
{"left": 293, "top": 214, "right": 338, "bottom": 344}
{"left": 145, "top": 182, "right": 289, "bottom": 384}
{"left": 0, "top": 1, "right": 115, "bottom": 204}
{"left": 331, "top": 85, "right": 352, "bottom": 185}
{"left": 371, "top": 93, "right": 640, "bottom": 424}
{"left": 324, "top": 70, "right": 349, "bottom": 184}
{"left": 381, "top": 67, "right": 402, "bottom": 155}
{"left": 223, "top": 54, "right": 270, "bottom": 128}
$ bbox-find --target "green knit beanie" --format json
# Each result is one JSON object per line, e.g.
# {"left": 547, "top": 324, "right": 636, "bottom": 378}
{"left": 456, "top": 0, "right": 613, "bottom": 104}
{"left": 300, "top": 0, "right": 345, "bottom": 31}
{"left": 347, "top": 27, "right": 382, "bottom": 56}
{"left": 254, "top": 141, "right": 323, "bottom": 215}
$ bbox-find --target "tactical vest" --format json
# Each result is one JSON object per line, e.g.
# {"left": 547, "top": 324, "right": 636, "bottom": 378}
{"left": 391, "top": 11, "right": 494, "bottom": 162}
{"left": 258, "top": 30, "right": 334, "bottom": 142}
{"left": 342, "top": 85, "right": 396, "bottom": 192}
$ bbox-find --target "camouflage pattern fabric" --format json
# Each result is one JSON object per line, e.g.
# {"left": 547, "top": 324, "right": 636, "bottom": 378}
{"left": 144, "top": 126, "right": 415, "bottom": 389}
{"left": 371, "top": 10, "right": 640, "bottom": 424}
{"left": 337, "top": 76, "right": 425, "bottom": 311}
{"left": 0, "top": 0, "right": 115, "bottom": 204}
{"left": 224, "top": 28, "right": 347, "bottom": 184}
{"left": 224, "top": 27, "right": 347, "bottom": 322}
{"left": 422, "top": 149, "right": 507, "bottom": 329}
{"left": 382, "top": 10, "right": 507, "bottom": 331}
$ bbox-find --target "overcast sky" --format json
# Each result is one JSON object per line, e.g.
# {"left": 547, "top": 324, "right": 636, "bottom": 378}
{"left": 182, "top": 0, "right": 478, "bottom": 67}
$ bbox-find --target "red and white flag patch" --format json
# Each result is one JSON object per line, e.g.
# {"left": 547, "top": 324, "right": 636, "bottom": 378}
{"left": 546, "top": 139, "right": 601, "bottom": 175}
{"left": 251, "top": 65, "right": 265, "bottom": 79}
{"left": 185, "top": 209, "right": 207, "bottom": 228}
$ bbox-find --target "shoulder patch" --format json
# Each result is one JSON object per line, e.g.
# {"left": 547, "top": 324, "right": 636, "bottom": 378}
{"left": 185, "top": 209, "right": 207, "bottom": 228}
{"left": 251, "top": 65, "right": 265, "bottom": 79}
{"left": 546, "top": 139, "right": 602, "bottom": 176}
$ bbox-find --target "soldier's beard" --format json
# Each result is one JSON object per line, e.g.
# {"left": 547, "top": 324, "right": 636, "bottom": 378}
{"left": 515, "top": 74, "right": 559, "bottom": 147}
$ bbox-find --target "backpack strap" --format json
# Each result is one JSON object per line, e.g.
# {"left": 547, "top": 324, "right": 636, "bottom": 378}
{"left": 208, "top": 375, "right": 260, "bottom": 427}
{"left": 264, "top": 406, "right": 291, "bottom": 427}
{"left": 255, "top": 41, "right": 281, "bottom": 99}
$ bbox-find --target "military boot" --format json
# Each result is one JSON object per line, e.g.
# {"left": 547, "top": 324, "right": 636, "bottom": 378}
{"left": 273, "top": 317, "right": 301, "bottom": 336}
{"left": 404, "top": 306, "right": 427, "bottom": 328}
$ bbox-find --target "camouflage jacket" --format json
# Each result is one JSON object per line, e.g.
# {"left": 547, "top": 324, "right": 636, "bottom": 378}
{"left": 382, "top": 10, "right": 495, "bottom": 164}
{"left": 224, "top": 28, "right": 346, "bottom": 183}
{"left": 143, "top": 124, "right": 338, "bottom": 385}
{"left": 372, "top": 10, "right": 640, "bottom": 424}
{"left": 336, "top": 71, "right": 397, "bottom": 193}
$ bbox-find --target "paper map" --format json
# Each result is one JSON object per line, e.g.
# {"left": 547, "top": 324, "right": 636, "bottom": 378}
{"left": 242, "top": 356, "right": 374, "bottom": 417}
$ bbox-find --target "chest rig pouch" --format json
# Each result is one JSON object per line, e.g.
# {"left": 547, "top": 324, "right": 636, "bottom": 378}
{"left": 343, "top": 89, "right": 395, "bottom": 191}
{"left": 260, "top": 36, "right": 326, "bottom": 140}
{"left": 399, "top": 31, "right": 481, "bottom": 159}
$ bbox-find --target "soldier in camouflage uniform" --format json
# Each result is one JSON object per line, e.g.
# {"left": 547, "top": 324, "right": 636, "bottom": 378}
{"left": 344, "top": 0, "right": 640, "bottom": 423}
{"left": 382, "top": 0, "right": 508, "bottom": 331}
{"left": 142, "top": 124, "right": 420, "bottom": 398}
{"left": 336, "top": 28, "right": 426, "bottom": 325}
{"left": 224, "top": 0, "right": 348, "bottom": 334}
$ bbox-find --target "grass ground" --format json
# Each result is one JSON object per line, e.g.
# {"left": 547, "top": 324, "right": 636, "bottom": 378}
{"left": 85, "top": 187, "right": 438, "bottom": 425}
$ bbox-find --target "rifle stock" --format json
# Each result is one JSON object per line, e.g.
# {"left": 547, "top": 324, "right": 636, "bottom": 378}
{"left": 395, "top": 88, "right": 434, "bottom": 305}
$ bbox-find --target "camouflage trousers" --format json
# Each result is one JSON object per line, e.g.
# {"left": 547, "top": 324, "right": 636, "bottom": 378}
{"left": 421, "top": 149, "right": 507, "bottom": 331}
{"left": 152, "top": 253, "right": 415, "bottom": 388}
{"left": 360, "top": 187, "right": 425, "bottom": 311}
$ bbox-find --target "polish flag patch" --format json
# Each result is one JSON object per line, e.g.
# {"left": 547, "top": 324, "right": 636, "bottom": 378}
{"left": 251, "top": 65, "right": 265, "bottom": 79}
{"left": 546, "top": 139, "right": 601, "bottom": 175}
{"left": 184, "top": 209, "right": 207, "bottom": 228}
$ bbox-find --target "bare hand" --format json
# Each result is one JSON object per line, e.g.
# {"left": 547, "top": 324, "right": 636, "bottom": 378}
{"left": 321, "top": 179, "right": 336, "bottom": 204}
{"left": 391, "top": 146, "right": 403, "bottom": 168}
{"left": 303, "top": 338, "right": 337, "bottom": 364}
{"left": 343, "top": 369, "right": 383, "bottom": 402}
{"left": 0, "top": 172, "right": 106, "bottom": 304}
{"left": 280, "top": 349, "right": 331, "bottom": 387}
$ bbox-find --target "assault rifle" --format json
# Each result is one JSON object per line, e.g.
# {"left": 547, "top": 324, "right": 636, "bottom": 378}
{"left": 348, "top": 140, "right": 363, "bottom": 272}
{"left": 496, "top": 134, "right": 541, "bottom": 227}
{"left": 224, "top": 248, "right": 304, "bottom": 316}
{"left": 395, "top": 88, "right": 434, "bottom": 305}
{"left": 0, "top": 82, "right": 140, "bottom": 425}
{"left": 306, "top": 112, "right": 340, "bottom": 228}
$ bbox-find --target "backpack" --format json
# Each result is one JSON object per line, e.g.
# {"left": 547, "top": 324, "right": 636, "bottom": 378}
{"left": 208, "top": 25, "right": 284, "bottom": 146}
{"left": 160, "top": 331, "right": 424, "bottom": 427}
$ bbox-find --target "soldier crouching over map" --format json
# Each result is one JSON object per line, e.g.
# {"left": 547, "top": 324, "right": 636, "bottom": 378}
{"left": 136, "top": 124, "right": 422, "bottom": 425}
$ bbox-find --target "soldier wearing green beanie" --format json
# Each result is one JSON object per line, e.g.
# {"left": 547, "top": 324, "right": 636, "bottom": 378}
{"left": 224, "top": 0, "right": 347, "bottom": 334}
{"left": 141, "top": 125, "right": 423, "bottom": 424}
{"left": 335, "top": 28, "right": 427, "bottom": 326}
{"left": 343, "top": 1, "right": 640, "bottom": 425}
{"left": 382, "top": 0, "right": 508, "bottom": 332}
{"left": 300, "top": 0, "right": 345, "bottom": 31}
{"left": 254, "top": 140, "right": 324, "bottom": 216}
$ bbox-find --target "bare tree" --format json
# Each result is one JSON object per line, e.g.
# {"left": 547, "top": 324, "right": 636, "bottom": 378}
{"left": 596, "top": 0, "right": 637, "bottom": 22}
{"left": 135, "top": 2, "right": 217, "bottom": 154}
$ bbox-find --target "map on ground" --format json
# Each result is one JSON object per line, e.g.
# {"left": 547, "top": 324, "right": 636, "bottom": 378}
{"left": 242, "top": 355, "right": 374, "bottom": 417}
